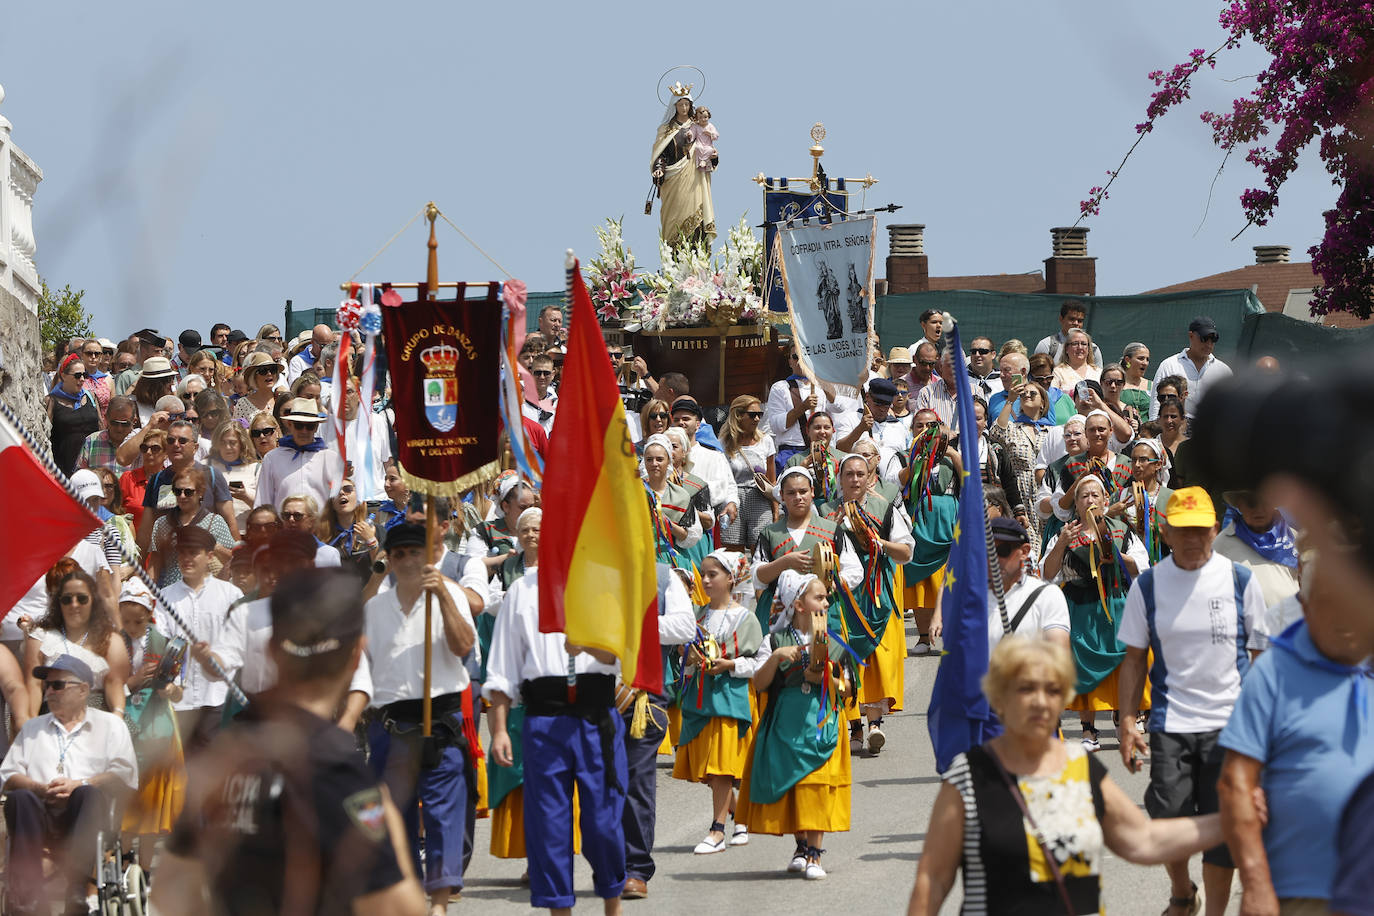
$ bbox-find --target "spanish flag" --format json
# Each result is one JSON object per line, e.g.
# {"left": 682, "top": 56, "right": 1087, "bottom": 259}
{"left": 539, "top": 259, "right": 661, "bottom": 691}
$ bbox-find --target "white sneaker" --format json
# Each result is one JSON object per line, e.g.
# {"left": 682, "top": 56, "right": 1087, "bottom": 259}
{"left": 787, "top": 851, "right": 807, "bottom": 873}
{"left": 804, "top": 861, "right": 827, "bottom": 880}
{"left": 693, "top": 834, "right": 726, "bottom": 855}
{"left": 1081, "top": 727, "right": 1101, "bottom": 753}
{"left": 867, "top": 724, "right": 886, "bottom": 754}
{"left": 729, "top": 825, "right": 749, "bottom": 846}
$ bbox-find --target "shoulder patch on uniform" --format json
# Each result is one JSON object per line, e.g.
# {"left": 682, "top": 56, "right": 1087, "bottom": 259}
{"left": 342, "top": 788, "right": 387, "bottom": 843}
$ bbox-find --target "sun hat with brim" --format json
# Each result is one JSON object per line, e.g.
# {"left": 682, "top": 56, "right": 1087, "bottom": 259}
{"left": 135, "top": 328, "right": 165, "bottom": 348}
{"left": 33, "top": 654, "right": 95, "bottom": 687}
{"left": 887, "top": 347, "right": 912, "bottom": 365}
{"left": 242, "top": 352, "right": 282, "bottom": 375}
{"left": 97, "top": 338, "right": 116, "bottom": 351}
{"left": 282, "top": 398, "right": 325, "bottom": 422}
{"left": 287, "top": 331, "right": 312, "bottom": 357}
{"left": 1165, "top": 487, "right": 1217, "bottom": 527}
{"left": 137, "top": 356, "right": 177, "bottom": 380}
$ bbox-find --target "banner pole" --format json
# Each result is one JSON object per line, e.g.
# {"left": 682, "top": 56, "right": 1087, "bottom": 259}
{"left": 422, "top": 200, "right": 440, "bottom": 740}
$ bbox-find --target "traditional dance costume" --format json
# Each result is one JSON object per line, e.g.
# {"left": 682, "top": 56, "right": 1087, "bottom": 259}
{"left": 122, "top": 625, "right": 186, "bottom": 835}
{"left": 673, "top": 600, "right": 766, "bottom": 783}
{"left": 903, "top": 451, "right": 959, "bottom": 613}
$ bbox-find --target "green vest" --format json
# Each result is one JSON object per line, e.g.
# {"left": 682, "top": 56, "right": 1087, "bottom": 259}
{"left": 820, "top": 494, "right": 898, "bottom": 657}
{"left": 752, "top": 516, "right": 841, "bottom": 634}
{"left": 651, "top": 479, "right": 695, "bottom": 564}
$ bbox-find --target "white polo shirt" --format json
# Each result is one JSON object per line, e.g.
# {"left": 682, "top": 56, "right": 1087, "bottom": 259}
{"left": 218, "top": 596, "right": 373, "bottom": 698}
{"left": 986, "top": 573, "right": 1071, "bottom": 656}
{"left": 1118, "top": 552, "right": 1268, "bottom": 733}
{"left": 365, "top": 579, "right": 474, "bottom": 707}
{"left": 0, "top": 709, "right": 138, "bottom": 791}
{"left": 161, "top": 577, "right": 244, "bottom": 711}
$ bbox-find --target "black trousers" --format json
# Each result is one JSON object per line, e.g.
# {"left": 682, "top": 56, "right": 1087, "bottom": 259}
{"left": 4, "top": 785, "right": 107, "bottom": 905}
{"left": 621, "top": 703, "right": 668, "bottom": 882}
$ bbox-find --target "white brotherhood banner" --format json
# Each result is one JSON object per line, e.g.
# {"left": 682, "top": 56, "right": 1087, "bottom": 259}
{"left": 775, "top": 214, "right": 877, "bottom": 390}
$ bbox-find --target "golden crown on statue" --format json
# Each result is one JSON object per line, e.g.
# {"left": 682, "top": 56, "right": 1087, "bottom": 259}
{"left": 669, "top": 81, "right": 694, "bottom": 99}
{"left": 420, "top": 343, "right": 459, "bottom": 376}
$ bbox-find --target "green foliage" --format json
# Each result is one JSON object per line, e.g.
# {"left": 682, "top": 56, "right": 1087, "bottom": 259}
{"left": 38, "top": 279, "right": 92, "bottom": 355}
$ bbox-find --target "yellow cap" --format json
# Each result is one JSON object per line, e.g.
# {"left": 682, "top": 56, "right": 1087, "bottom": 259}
{"left": 1165, "top": 487, "right": 1216, "bottom": 528}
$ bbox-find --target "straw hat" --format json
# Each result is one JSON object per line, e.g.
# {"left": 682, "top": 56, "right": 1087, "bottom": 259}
{"left": 137, "top": 356, "right": 177, "bottom": 380}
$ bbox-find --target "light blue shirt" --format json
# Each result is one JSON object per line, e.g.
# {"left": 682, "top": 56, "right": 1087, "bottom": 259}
{"left": 1219, "top": 620, "right": 1374, "bottom": 899}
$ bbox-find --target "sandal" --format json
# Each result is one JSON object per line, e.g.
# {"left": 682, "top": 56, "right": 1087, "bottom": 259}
{"left": 1161, "top": 881, "right": 1201, "bottom": 916}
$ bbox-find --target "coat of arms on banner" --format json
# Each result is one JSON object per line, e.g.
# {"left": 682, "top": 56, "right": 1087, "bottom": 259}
{"left": 421, "top": 343, "right": 460, "bottom": 433}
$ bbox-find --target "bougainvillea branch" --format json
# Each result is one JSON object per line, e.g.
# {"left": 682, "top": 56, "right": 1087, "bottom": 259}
{"left": 1081, "top": 3, "right": 1374, "bottom": 319}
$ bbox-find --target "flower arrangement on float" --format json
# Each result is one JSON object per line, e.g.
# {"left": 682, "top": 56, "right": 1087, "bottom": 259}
{"left": 588, "top": 216, "right": 767, "bottom": 332}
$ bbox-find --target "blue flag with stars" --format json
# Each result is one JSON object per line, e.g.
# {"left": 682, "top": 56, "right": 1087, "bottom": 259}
{"left": 926, "top": 319, "right": 995, "bottom": 773}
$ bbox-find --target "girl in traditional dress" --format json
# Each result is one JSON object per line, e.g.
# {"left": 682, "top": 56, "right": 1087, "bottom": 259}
{"left": 737, "top": 570, "right": 853, "bottom": 880}
{"left": 899, "top": 411, "right": 961, "bottom": 655}
{"left": 666, "top": 426, "right": 714, "bottom": 570}
{"left": 643, "top": 434, "right": 702, "bottom": 565}
{"left": 118, "top": 579, "right": 186, "bottom": 872}
{"left": 674, "top": 549, "right": 766, "bottom": 854}
{"left": 1041, "top": 475, "right": 1149, "bottom": 752}
{"left": 1105, "top": 438, "right": 1172, "bottom": 566}
{"left": 785, "top": 411, "right": 842, "bottom": 506}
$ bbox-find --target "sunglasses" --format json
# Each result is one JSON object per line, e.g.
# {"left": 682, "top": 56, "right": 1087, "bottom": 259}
{"left": 140, "top": 443, "right": 163, "bottom": 452}
{"left": 647, "top": 411, "right": 669, "bottom": 420}
{"left": 1103, "top": 378, "right": 1124, "bottom": 387}
{"left": 250, "top": 428, "right": 277, "bottom": 438}
{"left": 59, "top": 593, "right": 91, "bottom": 606}
{"left": 292, "top": 422, "right": 320, "bottom": 430}
{"left": 532, "top": 370, "right": 553, "bottom": 377}
{"left": 339, "top": 486, "right": 356, "bottom": 495}
{"left": 45, "top": 680, "right": 81, "bottom": 692}
{"left": 256, "top": 366, "right": 280, "bottom": 375}
{"left": 265, "top": 335, "right": 283, "bottom": 342}
{"left": 745, "top": 410, "right": 764, "bottom": 420}
{"left": 918, "top": 360, "right": 938, "bottom": 369}
{"left": 102, "top": 483, "right": 116, "bottom": 493}
{"left": 608, "top": 352, "right": 623, "bottom": 359}
{"left": 67, "top": 371, "right": 88, "bottom": 380}
{"left": 1200, "top": 334, "right": 1219, "bottom": 343}
{"left": 1032, "top": 374, "right": 1054, "bottom": 384}
{"left": 168, "top": 436, "right": 193, "bottom": 445}
{"left": 173, "top": 487, "right": 198, "bottom": 497}
{"left": 282, "top": 511, "right": 307, "bottom": 522}
{"left": 83, "top": 351, "right": 103, "bottom": 359}
{"left": 970, "top": 348, "right": 994, "bottom": 355}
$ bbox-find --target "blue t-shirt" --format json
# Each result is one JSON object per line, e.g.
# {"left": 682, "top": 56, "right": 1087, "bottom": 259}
{"left": 1219, "top": 620, "right": 1374, "bottom": 899}
{"left": 1333, "top": 767, "right": 1374, "bottom": 915}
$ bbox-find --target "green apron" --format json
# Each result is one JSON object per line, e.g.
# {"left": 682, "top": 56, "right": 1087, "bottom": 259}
{"left": 677, "top": 607, "right": 762, "bottom": 747}
{"left": 1060, "top": 518, "right": 1135, "bottom": 694}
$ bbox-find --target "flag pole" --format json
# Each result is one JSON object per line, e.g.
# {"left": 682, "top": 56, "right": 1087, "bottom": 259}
{"left": 422, "top": 201, "right": 440, "bottom": 741}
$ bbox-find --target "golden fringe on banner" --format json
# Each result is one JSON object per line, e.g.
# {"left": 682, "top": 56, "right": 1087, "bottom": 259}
{"left": 397, "top": 459, "right": 502, "bottom": 498}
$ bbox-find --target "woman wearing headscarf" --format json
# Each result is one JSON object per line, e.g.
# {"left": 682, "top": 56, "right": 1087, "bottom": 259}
{"left": 643, "top": 433, "right": 702, "bottom": 566}
{"left": 736, "top": 569, "right": 854, "bottom": 881}
{"left": 674, "top": 549, "right": 767, "bottom": 855}
{"left": 1042, "top": 475, "right": 1149, "bottom": 753}
{"left": 1104, "top": 438, "right": 1172, "bottom": 566}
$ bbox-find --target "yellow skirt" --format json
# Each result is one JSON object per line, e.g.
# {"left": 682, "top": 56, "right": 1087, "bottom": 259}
{"left": 673, "top": 716, "right": 749, "bottom": 783}
{"left": 122, "top": 754, "right": 186, "bottom": 835}
{"left": 858, "top": 610, "right": 907, "bottom": 713}
{"left": 1067, "top": 661, "right": 1153, "bottom": 713}
{"left": 903, "top": 566, "right": 945, "bottom": 611}
{"left": 489, "top": 786, "right": 582, "bottom": 859}
{"left": 658, "top": 704, "right": 683, "bottom": 755}
{"left": 737, "top": 728, "right": 852, "bottom": 836}
{"left": 474, "top": 755, "right": 489, "bottom": 818}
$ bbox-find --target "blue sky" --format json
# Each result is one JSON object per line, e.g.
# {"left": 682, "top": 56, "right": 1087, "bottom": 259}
{"left": 1, "top": 1, "right": 1333, "bottom": 339}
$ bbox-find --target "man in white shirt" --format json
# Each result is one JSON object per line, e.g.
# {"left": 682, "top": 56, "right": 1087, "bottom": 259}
{"left": 1116, "top": 487, "right": 1268, "bottom": 916}
{"left": 1034, "top": 300, "right": 1103, "bottom": 367}
{"left": 161, "top": 526, "right": 245, "bottom": 750}
{"left": 1148, "top": 316, "right": 1233, "bottom": 423}
{"left": 364, "top": 522, "right": 477, "bottom": 912}
{"left": 981, "top": 518, "right": 1070, "bottom": 654}
{"left": 0, "top": 654, "right": 138, "bottom": 913}
{"left": 966, "top": 336, "right": 1003, "bottom": 400}
{"left": 484, "top": 568, "right": 628, "bottom": 913}
{"left": 672, "top": 397, "right": 739, "bottom": 532}
{"left": 255, "top": 398, "right": 345, "bottom": 511}
{"left": 837, "top": 379, "right": 910, "bottom": 456}
{"left": 763, "top": 348, "right": 830, "bottom": 473}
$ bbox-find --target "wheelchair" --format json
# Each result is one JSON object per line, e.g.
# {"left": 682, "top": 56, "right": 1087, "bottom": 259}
{"left": 0, "top": 795, "right": 147, "bottom": 915}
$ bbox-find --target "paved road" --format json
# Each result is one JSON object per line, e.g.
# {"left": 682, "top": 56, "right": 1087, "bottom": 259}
{"left": 459, "top": 621, "right": 1241, "bottom": 913}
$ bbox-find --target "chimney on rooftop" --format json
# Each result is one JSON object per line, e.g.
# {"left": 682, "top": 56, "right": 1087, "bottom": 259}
{"left": 885, "top": 224, "right": 929, "bottom": 294}
{"left": 1254, "top": 245, "right": 1291, "bottom": 264}
{"left": 1044, "top": 226, "right": 1095, "bottom": 296}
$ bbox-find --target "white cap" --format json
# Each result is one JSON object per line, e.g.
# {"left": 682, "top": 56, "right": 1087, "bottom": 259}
{"left": 70, "top": 469, "right": 103, "bottom": 504}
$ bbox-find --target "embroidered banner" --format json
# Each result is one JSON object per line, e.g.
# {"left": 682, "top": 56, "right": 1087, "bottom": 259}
{"left": 761, "top": 180, "right": 849, "bottom": 313}
{"left": 775, "top": 214, "right": 876, "bottom": 389}
{"left": 380, "top": 284, "right": 502, "bottom": 495}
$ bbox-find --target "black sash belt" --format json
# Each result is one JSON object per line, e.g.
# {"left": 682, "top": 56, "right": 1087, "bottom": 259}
{"left": 522, "top": 674, "right": 620, "bottom": 792}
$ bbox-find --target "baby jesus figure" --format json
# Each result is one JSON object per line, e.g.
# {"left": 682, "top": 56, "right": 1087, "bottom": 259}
{"left": 688, "top": 106, "right": 719, "bottom": 172}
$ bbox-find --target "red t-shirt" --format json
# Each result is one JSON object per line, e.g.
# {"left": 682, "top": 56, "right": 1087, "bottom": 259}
{"left": 120, "top": 466, "right": 150, "bottom": 528}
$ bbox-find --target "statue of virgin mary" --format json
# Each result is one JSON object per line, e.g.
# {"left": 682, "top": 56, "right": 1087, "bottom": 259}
{"left": 650, "top": 89, "right": 716, "bottom": 252}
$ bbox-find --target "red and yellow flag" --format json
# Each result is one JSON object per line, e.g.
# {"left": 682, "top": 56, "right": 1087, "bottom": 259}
{"left": 539, "top": 260, "right": 661, "bottom": 690}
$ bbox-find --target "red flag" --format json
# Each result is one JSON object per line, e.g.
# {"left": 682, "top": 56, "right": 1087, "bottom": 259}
{"left": 0, "top": 409, "right": 99, "bottom": 612}
{"left": 539, "top": 261, "right": 661, "bottom": 690}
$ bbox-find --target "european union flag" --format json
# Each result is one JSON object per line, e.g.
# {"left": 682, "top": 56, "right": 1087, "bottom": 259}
{"left": 926, "top": 319, "right": 995, "bottom": 774}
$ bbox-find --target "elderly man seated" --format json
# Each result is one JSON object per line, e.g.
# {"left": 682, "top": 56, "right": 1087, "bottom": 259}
{"left": 0, "top": 655, "right": 138, "bottom": 915}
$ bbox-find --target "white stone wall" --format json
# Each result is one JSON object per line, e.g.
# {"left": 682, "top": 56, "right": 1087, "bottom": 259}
{"left": 0, "top": 83, "right": 48, "bottom": 436}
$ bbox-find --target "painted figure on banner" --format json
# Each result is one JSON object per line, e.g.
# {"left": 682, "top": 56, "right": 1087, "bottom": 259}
{"left": 818, "top": 260, "right": 843, "bottom": 340}
{"left": 422, "top": 343, "right": 460, "bottom": 434}
{"left": 846, "top": 263, "right": 867, "bottom": 335}
{"left": 651, "top": 82, "right": 716, "bottom": 252}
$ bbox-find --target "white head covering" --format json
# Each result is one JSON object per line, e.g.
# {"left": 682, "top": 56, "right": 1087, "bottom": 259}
{"left": 497, "top": 474, "right": 523, "bottom": 502}
{"left": 772, "top": 570, "right": 819, "bottom": 633}
{"left": 642, "top": 433, "right": 673, "bottom": 457}
{"left": 1083, "top": 408, "right": 1113, "bottom": 426}
{"left": 705, "top": 548, "right": 748, "bottom": 598}
{"left": 772, "top": 464, "right": 814, "bottom": 503}
{"left": 119, "top": 578, "right": 155, "bottom": 612}
{"left": 1128, "top": 437, "right": 1171, "bottom": 487}
{"left": 1063, "top": 414, "right": 1087, "bottom": 432}
{"left": 664, "top": 426, "right": 690, "bottom": 451}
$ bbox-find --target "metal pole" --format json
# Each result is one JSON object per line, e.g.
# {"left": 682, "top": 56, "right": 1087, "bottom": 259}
{"left": 423, "top": 493, "right": 435, "bottom": 738}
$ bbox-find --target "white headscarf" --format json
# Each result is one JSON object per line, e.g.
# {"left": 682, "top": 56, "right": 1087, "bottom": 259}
{"left": 772, "top": 464, "right": 814, "bottom": 503}
{"left": 1128, "top": 437, "right": 1171, "bottom": 487}
{"left": 772, "top": 569, "right": 819, "bottom": 633}
{"left": 705, "top": 548, "right": 748, "bottom": 599}
{"left": 642, "top": 434, "right": 673, "bottom": 458}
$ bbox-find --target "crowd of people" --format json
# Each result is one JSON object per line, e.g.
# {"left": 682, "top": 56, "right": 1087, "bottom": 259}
{"left": 8, "top": 301, "right": 1370, "bottom": 915}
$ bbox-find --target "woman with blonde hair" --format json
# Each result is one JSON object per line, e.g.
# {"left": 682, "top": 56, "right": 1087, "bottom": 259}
{"left": 718, "top": 395, "right": 777, "bottom": 550}
{"left": 908, "top": 636, "right": 1223, "bottom": 915}
{"left": 1052, "top": 328, "right": 1101, "bottom": 389}
{"left": 208, "top": 421, "right": 259, "bottom": 517}
{"left": 637, "top": 398, "right": 672, "bottom": 452}
{"left": 232, "top": 352, "right": 283, "bottom": 420}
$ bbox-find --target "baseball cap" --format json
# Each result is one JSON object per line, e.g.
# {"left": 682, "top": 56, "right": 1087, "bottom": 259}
{"left": 174, "top": 525, "right": 218, "bottom": 553}
{"left": 178, "top": 329, "right": 203, "bottom": 350}
{"left": 670, "top": 396, "right": 703, "bottom": 418}
{"left": 990, "top": 517, "right": 1029, "bottom": 544}
{"left": 1165, "top": 487, "right": 1217, "bottom": 527}
{"left": 1188, "top": 316, "right": 1219, "bottom": 338}
{"left": 33, "top": 654, "right": 95, "bottom": 687}
{"left": 385, "top": 522, "right": 428, "bottom": 552}
{"left": 70, "top": 469, "right": 104, "bottom": 504}
{"left": 226, "top": 329, "right": 249, "bottom": 346}
{"left": 134, "top": 328, "right": 165, "bottom": 348}
{"left": 868, "top": 378, "right": 897, "bottom": 405}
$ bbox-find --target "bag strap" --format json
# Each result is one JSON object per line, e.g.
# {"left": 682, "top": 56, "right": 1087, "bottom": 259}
{"left": 986, "top": 747, "right": 1078, "bottom": 916}
{"left": 1006, "top": 584, "right": 1050, "bottom": 637}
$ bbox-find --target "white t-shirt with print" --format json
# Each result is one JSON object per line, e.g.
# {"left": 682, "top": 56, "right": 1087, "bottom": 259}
{"left": 1118, "top": 552, "right": 1268, "bottom": 734}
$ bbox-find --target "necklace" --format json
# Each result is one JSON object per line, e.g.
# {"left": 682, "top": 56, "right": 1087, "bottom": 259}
{"left": 61, "top": 626, "right": 89, "bottom": 655}
{"left": 55, "top": 724, "right": 81, "bottom": 776}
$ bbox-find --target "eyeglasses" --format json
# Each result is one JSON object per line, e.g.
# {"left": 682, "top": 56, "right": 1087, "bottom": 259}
{"left": 970, "top": 348, "right": 994, "bottom": 356}
{"left": 256, "top": 366, "right": 280, "bottom": 376}
{"left": 1200, "top": 333, "right": 1219, "bottom": 343}
{"left": 44, "top": 680, "right": 80, "bottom": 692}
{"left": 607, "top": 352, "right": 623, "bottom": 360}
{"left": 1102, "top": 378, "right": 1124, "bottom": 387}
{"left": 745, "top": 410, "right": 764, "bottom": 419}
{"left": 109, "top": 418, "right": 133, "bottom": 428}
{"left": 168, "top": 436, "right": 193, "bottom": 445}
{"left": 250, "top": 428, "right": 277, "bottom": 438}
{"left": 281, "top": 511, "right": 307, "bottom": 522}
{"left": 83, "top": 351, "right": 103, "bottom": 359}
{"left": 59, "top": 593, "right": 91, "bottom": 606}
{"left": 184, "top": 414, "right": 200, "bottom": 424}
{"left": 265, "top": 335, "right": 283, "bottom": 342}
{"left": 918, "top": 360, "right": 938, "bottom": 369}
{"left": 173, "top": 487, "right": 198, "bottom": 497}
{"left": 647, "top": 411, "right": 669, "bottom": 420}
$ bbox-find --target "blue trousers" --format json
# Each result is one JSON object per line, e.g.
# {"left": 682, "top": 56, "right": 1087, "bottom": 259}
{"left": 523, "top": 713, "right": 628, "bottom": 909}
{"left": 367, "top": 720, "right": 470, "bottom": 893}
{"left": 622, "top": 703, "right": 667, "bottom": 883}
{"left": 775, "top": 444, "right": 806, "bottom": 476}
